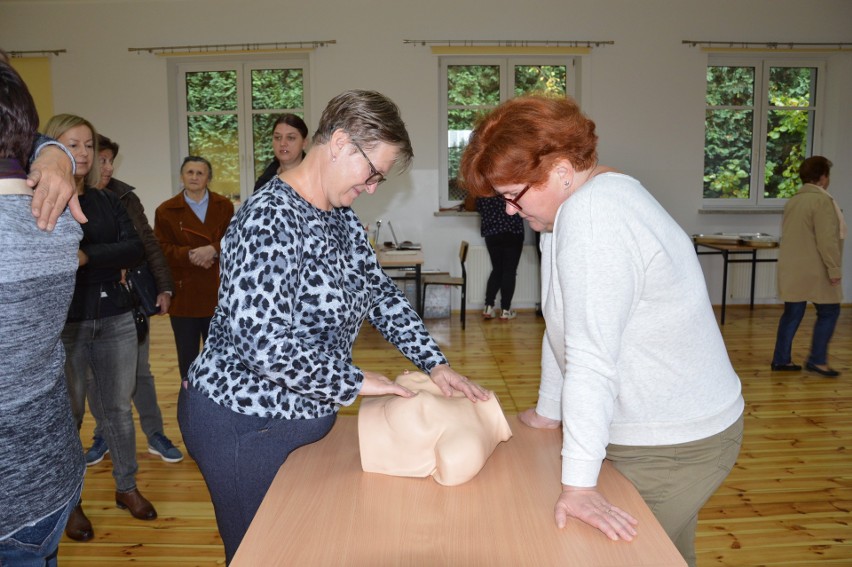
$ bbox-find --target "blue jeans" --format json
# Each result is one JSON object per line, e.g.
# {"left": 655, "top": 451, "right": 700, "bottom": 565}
{"left": 0, "top": 481, "right": 82, "bottom": 567}
{"left": 62, "top": 312, "right": 140, "bottom": 491}
{"left": 93, "top": 313, "right": 166, "bottom": 441}
{"left": 772, "top": 302, "right": 841, "bottom": 366}
{"left": 178, "top": 383, "right": 335, "bottom": 564}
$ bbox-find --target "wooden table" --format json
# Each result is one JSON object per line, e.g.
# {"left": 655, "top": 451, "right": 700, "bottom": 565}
{"left": 232, "top": 416, "right": 686, "bottom": 567}
{"left": 377, "top": 248, "right": 424, "bottom": 316}
{"left": 695, "top": 241, "right": 779, "bottom": 325}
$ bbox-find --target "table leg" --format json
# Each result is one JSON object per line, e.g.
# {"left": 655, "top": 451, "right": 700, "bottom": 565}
{"left": 720, "top": 250, "right": 729, "bottom": 325}
{"left": 415, "top": 265, "right": 422, "bottom": 317}
{"left": 749, "top": 250, "right": 757, "bottom": 310}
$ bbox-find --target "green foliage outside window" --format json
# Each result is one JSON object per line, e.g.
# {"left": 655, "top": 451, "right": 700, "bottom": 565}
{"left": 703, "top": 65, "right": 815, "bottom": 200}
{"left": 184, "top": 67, "right": 304, "bottom": 203}
{"left": 447, "top": 62, "right": 567, "bottom": 201}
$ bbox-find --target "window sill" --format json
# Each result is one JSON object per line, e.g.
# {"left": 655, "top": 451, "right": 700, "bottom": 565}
{"left": 699, "top": 208, "right": 783, "bottom": 215}
{"left": 434, "top": 210, "right": 478, "bottom": 217}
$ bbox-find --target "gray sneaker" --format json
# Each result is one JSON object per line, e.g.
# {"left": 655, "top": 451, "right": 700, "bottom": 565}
{"left": 147, "top": 433, "right": 184, "bottom": 463}
{"left": 85, "top": 436, "right": 109, "bottom": 466}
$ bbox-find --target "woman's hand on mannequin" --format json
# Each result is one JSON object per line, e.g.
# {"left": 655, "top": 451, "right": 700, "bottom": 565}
{"left": 429, "top": 364, "right": 491, "bottom": 402}
{"left": 518, "top": 408, "right": 560, "bottom": 429}
{"left": 359, "top": 370, "right": 416, "bottom": 398}
{"left": 554, "top": 486, "right": 638, "bottom": 541}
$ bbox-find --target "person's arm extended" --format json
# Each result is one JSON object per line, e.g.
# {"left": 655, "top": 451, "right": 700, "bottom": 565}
{"left": 28, "top": 136, "right": 87, "bottom": 230}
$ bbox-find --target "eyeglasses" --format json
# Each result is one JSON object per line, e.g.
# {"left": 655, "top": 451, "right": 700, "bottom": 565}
{"left": 502, "top": 184, "right": 530, "bottom": 212}
{"left": 351, "top": 141, "right": 386, "bottom": 186}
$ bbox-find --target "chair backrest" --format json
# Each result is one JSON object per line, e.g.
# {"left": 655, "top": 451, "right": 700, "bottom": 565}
{"left": 459, "top": 241, "right": 469, "bottom": 280}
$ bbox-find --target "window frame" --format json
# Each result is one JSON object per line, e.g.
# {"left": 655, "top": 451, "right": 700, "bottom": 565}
{"left": 702, "top": 55, "right": 825, "bottom": 210}
{"left": 438, "top": 55, "right": 577, "bottom": 207}
{"left": 171, "top": 55, "right": 310, "bottom": 205}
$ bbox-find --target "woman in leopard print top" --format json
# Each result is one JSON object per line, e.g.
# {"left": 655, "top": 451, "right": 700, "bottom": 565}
{"left": 178, "top": 90, "right": 490, "bottom": 564}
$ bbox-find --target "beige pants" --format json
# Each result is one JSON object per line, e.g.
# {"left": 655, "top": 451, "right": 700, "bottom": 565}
{"left": 606, "top": 414, "right": 744, "bottom": 567}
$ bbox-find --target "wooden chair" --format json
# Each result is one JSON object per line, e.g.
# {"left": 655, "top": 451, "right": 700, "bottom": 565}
{"left": 421, "top": 241, "right": 469, "bottom": 329}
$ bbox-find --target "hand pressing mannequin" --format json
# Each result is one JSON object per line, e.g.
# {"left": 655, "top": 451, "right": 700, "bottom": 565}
{"left": 358, "top": 371, "right": 512, "bottom": 486}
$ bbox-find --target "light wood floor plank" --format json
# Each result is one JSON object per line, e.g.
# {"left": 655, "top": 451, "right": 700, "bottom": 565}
{"left": 57, "top": 304, "right": 852, "bottom": 564}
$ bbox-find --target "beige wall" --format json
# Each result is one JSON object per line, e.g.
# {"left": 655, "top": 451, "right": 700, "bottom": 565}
{"left": 2, "top": 0, "right": 851, "bottom": 306}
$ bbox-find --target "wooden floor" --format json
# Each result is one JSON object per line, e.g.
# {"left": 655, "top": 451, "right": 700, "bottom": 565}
{"left": 59, "top": 305, "right": 852, "bottom": 565}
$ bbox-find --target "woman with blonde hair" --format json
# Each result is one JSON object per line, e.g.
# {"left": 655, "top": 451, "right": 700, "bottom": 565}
{"left": 45, "top": 114, "right": 157, "bottom": 534}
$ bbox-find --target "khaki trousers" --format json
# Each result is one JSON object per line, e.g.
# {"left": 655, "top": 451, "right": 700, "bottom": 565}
{"left": 606, "top": 414, "right": 744, "bottom": 567}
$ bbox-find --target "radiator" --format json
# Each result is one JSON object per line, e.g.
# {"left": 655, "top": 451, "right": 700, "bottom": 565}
{"left": 467, "top": 245, "right": 541, "bottom": 308}
{"left": 726, "top": 257, "right": 778, "bottom": 301}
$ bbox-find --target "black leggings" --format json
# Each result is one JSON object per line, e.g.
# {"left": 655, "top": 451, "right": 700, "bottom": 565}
{"left": 169, "top": 315, "right": 211, "bottom": 380}
{"left": 484, "top": 233, "right": 525, "bottom": 310}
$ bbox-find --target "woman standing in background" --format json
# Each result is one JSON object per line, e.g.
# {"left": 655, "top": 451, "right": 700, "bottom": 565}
{"left": 473, "top": 195, "right": 525, "bottom": 320}
{"left": 771, "top": 156, "right": 845, "bottom": 376}
{"left": 154, "top": 156, "right": 234, "bottom": 384}
{"left": 46, "top": 113, "right": 154, "bottom": 529}
{"left": 81, "top": 135, "right": 183, "bottom": 467}
{"left": 253, "top": 114, "right": 309, "bottom": 190}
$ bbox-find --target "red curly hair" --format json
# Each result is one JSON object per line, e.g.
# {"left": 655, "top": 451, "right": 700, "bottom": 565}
{"left": 459, "top": 95, "right": 598, "bottom": 197}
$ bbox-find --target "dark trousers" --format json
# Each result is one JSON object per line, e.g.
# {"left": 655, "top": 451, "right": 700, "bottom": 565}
{"left": 484, "top": 233, "right": 525, "bottom": 310}
{"left": 772, "top": 302, "right": 840, "bottom": 366}
{"left": 169, "top": 315, "right": 211, "bottom": 380}
{"left": 178, "top": 384, "right": 336, "bottom": 564}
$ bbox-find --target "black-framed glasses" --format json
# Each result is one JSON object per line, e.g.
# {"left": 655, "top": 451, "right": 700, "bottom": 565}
{"left": 502, "top": 184, "right": 530, "bottom": 212}
{"left": 351, "top": 141, "right": 386, "bottom": 186}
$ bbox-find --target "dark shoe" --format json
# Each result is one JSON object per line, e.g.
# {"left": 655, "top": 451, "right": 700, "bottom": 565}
{"left": 84, "top": 435, "right": 109, "bottom": 466}
{"left": 770, "top": 362, "right": 802, "bottom": 371}
{"left": 805, "top": 362, "right": 840, "bottom": 377}
{"left": 147, "top": 432, "right": 184, "bottom": 463}
{"left": 65, "top": 504, "right": 94, "bottom": 542}
{"left": 115, "top": 488, "right": 158, "bottom": 520}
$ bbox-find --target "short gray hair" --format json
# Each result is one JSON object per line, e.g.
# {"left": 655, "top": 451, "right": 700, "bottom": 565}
{"left": 312, "top": 90, "right": 413, "bottom": 170}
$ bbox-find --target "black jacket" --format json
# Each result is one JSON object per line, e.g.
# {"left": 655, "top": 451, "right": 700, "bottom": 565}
{"left": 66, "top": 187, "right": 144, "bottom": 322}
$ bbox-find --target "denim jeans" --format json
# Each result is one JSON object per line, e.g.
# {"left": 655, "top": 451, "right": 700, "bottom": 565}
{"left": 170, "top": 316, "right": 211, "bottom": 381}
{"left": 0, "top": 481, "right": 82, "bottom": 567}
{"left": 93, "top": 313, "right": 165, "bottom": 442}
{"left": 772, "top": 302, "right": 841, "bottom": 366}
{"left": 62, "top": 312, "right": 140, "bottom": 491}
{"left": 178, "top": 383, "right": 335, "bottom": 564}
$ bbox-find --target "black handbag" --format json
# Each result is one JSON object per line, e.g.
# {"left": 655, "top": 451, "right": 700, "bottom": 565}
{"left": 132, "top": 305, "right": 149, "bottom": 343}
{"left": 126, "top": 263, "right": 160, "bottom": 316}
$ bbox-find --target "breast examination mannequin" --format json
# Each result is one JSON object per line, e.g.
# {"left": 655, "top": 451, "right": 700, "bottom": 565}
{"left": 358, "top": 371, "right": 513, "bottom": 486}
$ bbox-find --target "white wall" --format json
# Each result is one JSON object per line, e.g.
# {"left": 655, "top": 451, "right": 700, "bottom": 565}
{"left": 3, "top": 0, "right": 851, "bottom": 307}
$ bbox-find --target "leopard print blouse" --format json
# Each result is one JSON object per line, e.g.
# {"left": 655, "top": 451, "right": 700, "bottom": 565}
{"left": 188, "top": 178, "right": 448, "bottom": 419}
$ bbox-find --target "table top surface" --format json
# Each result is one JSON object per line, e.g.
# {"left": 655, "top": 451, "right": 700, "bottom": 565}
{"left": 232, "top": 415, "right": 685, "bottom": 567}
{"left": 695, "top": 241, "right": 779, "bottom": 252}
{"left": 377, "top": 248, "right": 424, "bottom": 267}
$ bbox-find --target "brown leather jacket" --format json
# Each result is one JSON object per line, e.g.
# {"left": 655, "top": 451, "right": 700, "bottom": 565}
{"left": 106, "top": 178, "right": 174, "bottom": 296}
{"left": 154, "top": 190, "right": 234, "bottom": 318}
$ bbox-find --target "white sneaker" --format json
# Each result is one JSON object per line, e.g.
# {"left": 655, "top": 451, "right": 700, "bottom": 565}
{"left": 482, "top": 305, "right": 495, "bottom": 319}
{"left": 500, "top": 309, "right": 517, "bottom": 320}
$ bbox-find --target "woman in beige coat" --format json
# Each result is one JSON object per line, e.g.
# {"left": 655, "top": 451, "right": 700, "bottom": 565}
{"left": 771, "top": 156, "right": 846, "bottom": 377}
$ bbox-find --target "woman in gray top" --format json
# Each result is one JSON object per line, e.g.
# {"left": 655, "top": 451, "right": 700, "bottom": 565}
{"left": 0, "top": 60, "right": 86, "bottom": 564}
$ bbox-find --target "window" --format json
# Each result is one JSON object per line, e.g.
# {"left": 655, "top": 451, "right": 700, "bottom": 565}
{"left": 703, "top": 57, "right": 823, "bottom": 208}
{"left": 175, "top": 57, "right": 308, "bottom": 205}
{"left": 440, "top": 56, "right": 575, "bottom": 205}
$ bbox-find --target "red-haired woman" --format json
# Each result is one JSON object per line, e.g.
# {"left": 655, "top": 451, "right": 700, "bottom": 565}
{"left": 459, "top": 95, "right": 744, "bottom": 567}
